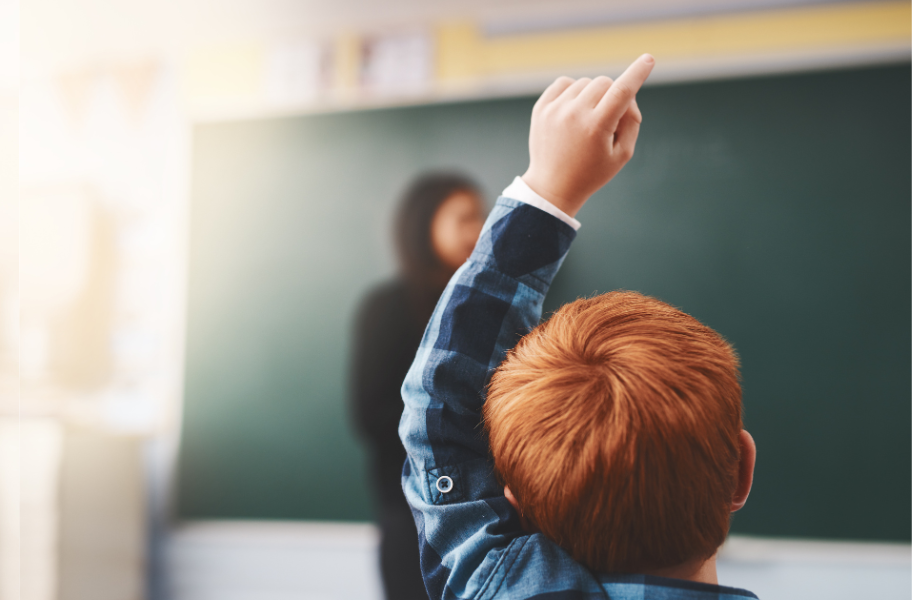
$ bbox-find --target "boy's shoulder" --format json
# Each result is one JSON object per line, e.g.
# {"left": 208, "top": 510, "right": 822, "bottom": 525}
{"left": 478, "top": 535, "right": 758, "bottom": 600}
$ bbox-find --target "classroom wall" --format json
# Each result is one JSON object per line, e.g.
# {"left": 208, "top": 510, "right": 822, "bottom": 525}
{"left": 177, "top": 63, "right": 911, "bottom": 542}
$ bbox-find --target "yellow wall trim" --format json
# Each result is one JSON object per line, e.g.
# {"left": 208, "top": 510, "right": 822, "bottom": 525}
{"left": 437, "top": 2, "right": 912, "bottom": 81}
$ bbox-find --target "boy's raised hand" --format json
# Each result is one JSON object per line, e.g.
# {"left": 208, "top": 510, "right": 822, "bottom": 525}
{"left": 521, "top": 54, "right": 655, "bottom": 218}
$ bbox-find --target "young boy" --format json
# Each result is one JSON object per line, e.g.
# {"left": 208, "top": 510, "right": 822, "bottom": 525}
{"left": 399, "top": 54, "right": 758, "bottom": 599}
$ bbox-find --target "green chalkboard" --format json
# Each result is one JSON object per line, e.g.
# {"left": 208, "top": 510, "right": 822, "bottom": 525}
{"left": 178, "top": 64, "right": 911, "bottom": 542}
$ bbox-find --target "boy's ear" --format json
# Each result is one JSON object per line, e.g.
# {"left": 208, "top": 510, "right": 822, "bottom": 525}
{"left": 504, "top": 485, "right": 521, "bottom": 512}
{"left": 731, "top": 430, "right": 756, "bottom": 512}
{"left": 504, "top": 485, "right": 540, "bottom": 533}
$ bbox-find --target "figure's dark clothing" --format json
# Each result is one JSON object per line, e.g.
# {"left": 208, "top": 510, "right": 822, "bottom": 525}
{"left": 350, "top": 278, "right": 439, "bottom": 600}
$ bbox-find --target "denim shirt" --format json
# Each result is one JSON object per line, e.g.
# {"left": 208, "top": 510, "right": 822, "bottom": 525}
{"left": 399, "top": 196, "right": 758, "bottom": 600}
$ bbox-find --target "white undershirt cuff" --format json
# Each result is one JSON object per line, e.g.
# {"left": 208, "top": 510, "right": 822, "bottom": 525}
{"left": 501, "top": 176, "right": 581, "bottom": 231}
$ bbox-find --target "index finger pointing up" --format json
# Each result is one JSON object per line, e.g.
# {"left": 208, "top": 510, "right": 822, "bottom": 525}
{"left": 596, "top": 54, "right": 655, "bottom": 130}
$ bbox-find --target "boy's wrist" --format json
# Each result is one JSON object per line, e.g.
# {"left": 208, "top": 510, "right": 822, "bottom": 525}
{"left": 520, "top": 169, "right": 587, "bottom": 218}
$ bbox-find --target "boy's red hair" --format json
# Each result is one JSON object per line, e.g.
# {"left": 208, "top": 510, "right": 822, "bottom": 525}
{"left": 484, "top": 291, "right": 742, "bottom": 573}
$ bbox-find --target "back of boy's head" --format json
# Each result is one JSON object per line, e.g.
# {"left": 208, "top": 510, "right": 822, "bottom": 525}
{"left": 484, "top": 291, "right": 742, "bottom": 574}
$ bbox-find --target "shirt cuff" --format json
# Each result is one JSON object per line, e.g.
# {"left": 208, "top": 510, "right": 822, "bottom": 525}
{"left": 501, "top": 176, "right": 581, "bottom": 231}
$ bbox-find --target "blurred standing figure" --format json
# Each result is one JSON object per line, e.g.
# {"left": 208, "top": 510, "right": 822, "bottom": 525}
{"left": 350, "top": 173, "right": 485, "bottom": 600}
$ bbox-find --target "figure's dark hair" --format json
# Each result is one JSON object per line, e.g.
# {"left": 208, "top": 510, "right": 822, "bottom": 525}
{"left": 394, "top": 171, "right": 481, "bottom": 285}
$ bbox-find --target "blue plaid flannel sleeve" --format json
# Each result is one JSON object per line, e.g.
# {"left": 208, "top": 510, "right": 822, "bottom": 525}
{"left": 398, "top": 195, "right": 581, "bottom": 599}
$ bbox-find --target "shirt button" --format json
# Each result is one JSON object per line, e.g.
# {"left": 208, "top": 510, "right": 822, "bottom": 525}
{"left": 436, "top": 475, "right": 454, "bottom": 494}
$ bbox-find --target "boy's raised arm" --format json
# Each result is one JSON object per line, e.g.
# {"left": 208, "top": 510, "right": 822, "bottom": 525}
{"left": 399, "top": 55, "right": 655, "bottom": 599}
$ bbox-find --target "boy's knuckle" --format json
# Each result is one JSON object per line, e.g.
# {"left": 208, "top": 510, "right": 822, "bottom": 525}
{"left": 567, "top": 111, "right": 586, "bottom": 129}
{"left": 612, "top": 82, "right": 633, "bottom": 99}
{"left": 541, "top": 103, "right": 559, "bottom": 119}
